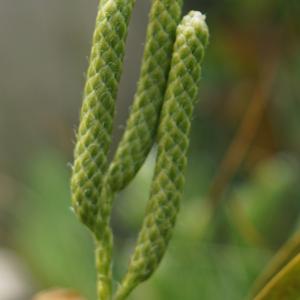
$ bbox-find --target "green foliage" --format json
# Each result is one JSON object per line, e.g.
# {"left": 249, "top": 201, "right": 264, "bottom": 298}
{"left": 1, "top": 0, "right": 300, "bottom": 299}
{"left": 71, "top": 1, "right": 208, "bottom": 299}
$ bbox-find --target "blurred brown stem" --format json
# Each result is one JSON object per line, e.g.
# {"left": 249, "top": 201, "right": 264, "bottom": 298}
{"left": 208, "top": 57, "right": 278, "bottom": 209}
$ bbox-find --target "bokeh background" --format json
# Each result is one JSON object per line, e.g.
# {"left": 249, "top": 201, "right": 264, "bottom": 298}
{"left": 1, "top": 0, "right": 300, "bottom": 299}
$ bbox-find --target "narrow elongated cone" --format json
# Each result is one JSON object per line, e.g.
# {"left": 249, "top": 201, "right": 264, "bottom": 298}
{"left": 115, "top": 11, "right": 209, "bottom": 300}
{"left": 107, "top": 0, "right": 184, "bottom": 192}
{"left": 70, "top": 1, "right": 137, "bottom": 299}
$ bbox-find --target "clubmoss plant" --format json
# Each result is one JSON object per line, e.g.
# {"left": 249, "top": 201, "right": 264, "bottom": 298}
{"left": 71, "top": 1, "right": 209, "bottom": 299}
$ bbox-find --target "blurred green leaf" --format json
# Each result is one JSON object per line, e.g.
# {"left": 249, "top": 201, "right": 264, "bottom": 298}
{"left": 251, "top": 233, "right": 300, "bottom": 297}
{"left": 12, "top": 150, "right": 96, "bottom": 299}
{"left": 254, "top": 253, "right": 300, "bottom": 300}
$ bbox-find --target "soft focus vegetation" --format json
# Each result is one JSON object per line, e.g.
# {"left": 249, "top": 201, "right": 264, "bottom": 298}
{"left": 0, "top": 1, "right": 300, "bottom": 299}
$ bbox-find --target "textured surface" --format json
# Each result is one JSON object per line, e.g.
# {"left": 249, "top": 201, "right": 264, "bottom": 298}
{"left": 71, "top": 2, "right": 209, "bottom": 300}
{"left": 71, "top": 0, "right": 136, "bottom": 228}
{"left": 106, "top": 0, "right": 184, "bottom": 192}
{"left": 70, "top": 0, "right": 136, "bottom": 299}
{"left": 115, "top": 11, "right": 209, "bottom": 300}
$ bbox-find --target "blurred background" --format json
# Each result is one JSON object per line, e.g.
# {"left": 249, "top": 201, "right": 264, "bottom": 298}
{"left": 0, "top": 0, "right": 300, "bottom": 299}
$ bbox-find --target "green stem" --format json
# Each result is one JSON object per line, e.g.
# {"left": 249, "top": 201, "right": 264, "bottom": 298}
{"left": 94, "top": 185, "right": 114, "bottom": 300}
{"left": 95, "top": 235, "right": 113, "bottom": 300}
